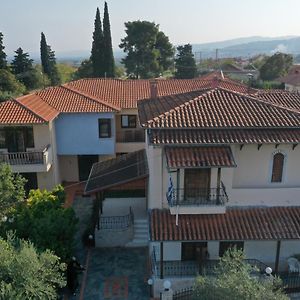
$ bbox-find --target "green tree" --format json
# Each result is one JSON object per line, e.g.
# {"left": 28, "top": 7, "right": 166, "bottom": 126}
{"left": 103, "top": 2, "right": 115, "bottom": 77}
{"left": 175, "top": 44, "right": 197, "bottom": 79}
{"left": 56, "top": 63, "right": 76, "bottom": 83}
{"left": 74, "top": 58, "right": 93, "bottom": 79}
{"left": 0, "top": 232, "right": 66, "bottom": 299}
{"left": 1, "top": 185, "right": 78, "bottom": 261}
{"left": 119, "top": 20, "right": 174, "bottom": 78}
{"left": 40, "top": 32, "right": 61, "bottom": 86}
{"left": 0, "top": 69, "right": 26, "bottom": 100}
{"left": 11, "top": 47, "right": 42, "bottom": 90}
{"left": 0, "top": 32, "right": 7, "bottom": 69}
{"left": 0, "top": 164, "right": 26, "bottom": 218}
{"left": 193, "top": 249, "right": 287, "bottom": 300}
{"left": 91, "top": 7, "right": 105, "bottom": 77}
{"left": 260, "top": 52, "right": 293, "bottom": 81}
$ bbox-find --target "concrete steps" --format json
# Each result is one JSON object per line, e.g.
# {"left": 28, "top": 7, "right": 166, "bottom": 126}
{"left": 126, "top": 219, "right": 149, "bottom": 247}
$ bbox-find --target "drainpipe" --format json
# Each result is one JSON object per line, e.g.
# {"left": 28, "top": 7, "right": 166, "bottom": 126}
{"left": 275, "top": 240, "right": 281, "bottom": 273}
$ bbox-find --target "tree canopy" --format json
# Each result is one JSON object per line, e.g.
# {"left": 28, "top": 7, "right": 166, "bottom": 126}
{"left": 0, "top": 32, "right": 7, "bottom": 69}
{"left": 175, "top": 44, "right": 197, "bottom": 79}
{"left": 259, "top": 52, "right": 293, "bottom": 81}
{"left": 119, "top": 20, "right": 174, "bottom": 78}
{"left": 0, "top": 232, "right": 66, "bottom": 300}
{"left": 91, "top": 8, "right": 105, "bottom": 77}
{"left": 1, "top": 185, "right": 78, "bottom": 261}
{"left": 193, "top": 249, "right": 288, "bottom": 300}
{"left": 103, "top": 2, "right": 115, "bottom": 77}
{"left": 40, "top": 32, "right": 61, "bottom": 86}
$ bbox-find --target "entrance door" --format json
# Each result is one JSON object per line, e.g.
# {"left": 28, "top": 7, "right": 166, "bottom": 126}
{"left": 20, "top": 172, "right": 38, "bottom": 195}
{"left": 184, "top": 169, "right": 210, "bottom": 203}
{"left": 78, "top": 155, "right": 99, "bottom": 181}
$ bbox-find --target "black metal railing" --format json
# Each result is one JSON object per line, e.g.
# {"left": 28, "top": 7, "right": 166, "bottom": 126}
{"left": 173, "top": 287, "right": 194, "bottom": 300}
{"left": 99, "top": 207, "right": 134, "bottom": 230}
{"left": 279, "top": 272, "right": 300, "bottom": 293}
{"left": 167, "top": 185, "right": 228, "bottom": 207}
{"left": 116, "top": 129, "right": 145, "bottom": 143}
{"left": 0, "top": 146, "right": 49, "bottom": 165}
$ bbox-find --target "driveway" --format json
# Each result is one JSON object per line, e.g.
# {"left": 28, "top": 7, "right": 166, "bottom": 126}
{"left": 80, "top": 247, "right": 149, "bottom": 300}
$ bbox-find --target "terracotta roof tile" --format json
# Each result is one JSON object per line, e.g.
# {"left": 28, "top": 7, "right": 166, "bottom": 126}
{"left": 149, "top": 128, "right": 300, "bottom": 145}
{"left": 279, "top": 65, "right": 300, "bottom": 86}
{"left": 165, "top": 146, "right": 236, "bottom": 168}
{"left": 139, "top": 88, "right": 300, "bottom": 129}
{"left": 150, "top": 207, "right": 300, "bottom": 241}
{"left": 0, "top": 99, "right": 45, "bottom": 124}
{"left": 17, "top": 94, "right": 59, "bottom": 121}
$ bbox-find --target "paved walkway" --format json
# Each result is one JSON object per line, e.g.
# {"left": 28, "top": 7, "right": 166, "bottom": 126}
{"left": 80, "top": 247, "right": 149, "bottom": 300}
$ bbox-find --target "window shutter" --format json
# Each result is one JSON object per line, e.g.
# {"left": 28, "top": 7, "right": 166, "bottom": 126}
{"left": 271, "top": 153, "right": 284, "bottom": 182}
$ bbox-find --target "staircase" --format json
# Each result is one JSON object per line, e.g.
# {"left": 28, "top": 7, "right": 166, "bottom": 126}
{"left": 126, "top": 219, "right": 149, "bottom": 247}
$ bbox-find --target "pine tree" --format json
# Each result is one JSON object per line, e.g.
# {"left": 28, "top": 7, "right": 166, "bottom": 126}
{"left": 11, "top": 47, "right": 33, "bottom": 74}
{"left": 103, "top": 2, "right": 115, "bottom": 77}
{"left": 0, "top": 32, "right": 7, "bottom": 69}
{"left": 91, "top": 7, "right": 105, "bottom": 77}
{"left": 40, "top": 32, "right": 61, "bottom": 86}
{"left": 174, "top": 44, "right": 197, "bottom": 79}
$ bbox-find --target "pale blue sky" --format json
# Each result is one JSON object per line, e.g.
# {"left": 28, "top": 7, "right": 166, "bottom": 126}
{"left": 0, "top": 0, "right": 299, "bottom": 56}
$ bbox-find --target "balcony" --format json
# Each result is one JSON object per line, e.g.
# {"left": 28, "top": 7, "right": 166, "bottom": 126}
{"left": 0, "top": 145, "right": 52, "bottom": 173}
{"left": 167, "top": 183, "right": 228, "bottom": 214}
{"left": 116, "top": 129, "right": 145, "bottom": 153}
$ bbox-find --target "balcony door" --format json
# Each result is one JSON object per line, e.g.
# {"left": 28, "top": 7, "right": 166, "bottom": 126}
{"left": 6, "top": 128, "right": 26, "bottom": 152}
{"left": 184, "top": 169, "right": 210, "bottom": 203}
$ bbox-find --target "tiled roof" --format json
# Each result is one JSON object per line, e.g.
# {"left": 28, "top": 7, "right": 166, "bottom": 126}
{"left": 279, "top": 66, "right": 300, "bottom": 86}
{"left": 139, "top": 88, "right": 300, "bottom": 129}
{"left": 65, "top": 77, "right": 252, "bottom": 109}
{"left": 165, "top": 146, "right": 236, "bottom": 168}
{"left": 150, "top": 207, "right": 300, "bottom": 241}
{"left": 150, "top": 128, "right": 300, "bottom": 145}
{"left": 256, "top": 90, "right": 300, "bottom": 111}
{"left": 37, "top": 86, "right": 119, "bottom": 113}
{"left": 0, "top": 99, "right": 45, "bottom": 124}
{"left": 17, "top": 94, "right": 59, "bottom": 121}
{"left": 85, "top": 149, "right": 148, "bottom": 194}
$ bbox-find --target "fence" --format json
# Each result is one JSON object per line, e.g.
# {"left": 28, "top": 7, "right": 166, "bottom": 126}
{"left": 99, "top": 207, "right": 134, "bottom": 230}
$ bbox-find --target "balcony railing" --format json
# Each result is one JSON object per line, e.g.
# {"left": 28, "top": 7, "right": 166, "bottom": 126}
{"left": 98, "top": 207, "right": 134, "bottom": 230}
{"left": 116, "top": 129, "right": 144, "bottom": 143}
{"left": 0, "top": 145, "right": 50, "bottom": 166}
{"left": 167, "top": 184, "right": 229, "bottom": 207}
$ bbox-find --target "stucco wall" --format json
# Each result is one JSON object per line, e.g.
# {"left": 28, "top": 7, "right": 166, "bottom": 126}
{"left": 33, "top": 124, "right": 51, "bottom": 150}
{"left": 55, "top": 113, "right": 115, "bottom": 155}
{"left": 59, "top": 155, "right": 79, "bottom": 182}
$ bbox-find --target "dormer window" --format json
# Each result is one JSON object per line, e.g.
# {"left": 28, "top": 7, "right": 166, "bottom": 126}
{"left": 271, "top": 152, "right": 285, "bottom": 183}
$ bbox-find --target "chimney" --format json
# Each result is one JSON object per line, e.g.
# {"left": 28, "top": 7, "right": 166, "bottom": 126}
{"left": 150, "top": 80, "right": 158, "bottom": 99}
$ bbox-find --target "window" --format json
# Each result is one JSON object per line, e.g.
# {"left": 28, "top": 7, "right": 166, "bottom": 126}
{"left": 121, "top": 115, "right": 136, "bottom": 128}
{"left": 98, "top": 119, "right": 111, "bottom": 138}
{"left": 271, "top": 153, "right": 284, "bottom": 183}
{"left": 182, "top": 242, "right": 208, "bottom": 261}
{"left": 25, "top": 127, "right": 34, "bottom": 148}
{"left": 219, "top": 241, "right": 244, "bottom": 257}
{"left": 0, "top": 129, "right": 5, "bottom": 148}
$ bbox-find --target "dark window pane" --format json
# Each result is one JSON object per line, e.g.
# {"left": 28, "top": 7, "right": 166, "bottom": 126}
{"left": 98, "top": 119, "right": 111, "bottom": 138}
{"left": 182, "top": 242, "right": 208, "bottom": 261}
{"left": 25, "top": 127, "right": 34, "bottom": 148}
{"left": 219, "top": 241, "right": 244, "bottom": 257}
{"left": 271, "top": 153, "right": 284, "bottom": 182}
{"left": 0, "top": 130, "right": 5, "bottom": 148}
{"left": 121, "top": 115, "right": 136, "bottom": 128}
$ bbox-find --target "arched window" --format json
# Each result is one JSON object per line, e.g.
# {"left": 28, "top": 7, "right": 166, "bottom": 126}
{"left": 271, "top": 153, "right": 285, "bottom": 182}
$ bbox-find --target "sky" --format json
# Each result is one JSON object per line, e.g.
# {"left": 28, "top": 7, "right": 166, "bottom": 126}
{"left": 0, "top": 0, "right": 299, "bottom": 57}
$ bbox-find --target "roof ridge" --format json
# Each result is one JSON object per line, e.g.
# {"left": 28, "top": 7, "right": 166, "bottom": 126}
{"left": 12, "top": 98, "right": 46, "bottom": 123}
{"left": 62, "top": 84, "right": 121, "bottom": 111}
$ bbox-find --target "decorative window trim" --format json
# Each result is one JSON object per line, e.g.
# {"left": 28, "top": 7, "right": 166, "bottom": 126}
{"left": 269, "top": 150, "right": 286, "bottom": 184}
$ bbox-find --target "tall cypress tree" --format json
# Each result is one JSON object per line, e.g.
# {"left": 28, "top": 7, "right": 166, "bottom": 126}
{"left": 103, "top": 2, "right": 115, "bottom": 78}
{"left": 91, "top": 7, "right": 105, "bottom": 77}
{"left": 0, "top": 32, "right": 7, "bottom": 69}
{"left": 40, "top": 32, "right": 60, "bottom": 86}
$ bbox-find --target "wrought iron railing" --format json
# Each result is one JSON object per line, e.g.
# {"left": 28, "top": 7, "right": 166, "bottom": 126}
{"left": 99, "top": 207, "right": 134, "bottom": 230}
{"left": 116, "top": 129, "right": 144, "bottom": 143}
{"left": 0, "top": 145, "right": 49, "bottom": 165}
{"left": 167, "top": 185, "right": 228, "bottom": 207}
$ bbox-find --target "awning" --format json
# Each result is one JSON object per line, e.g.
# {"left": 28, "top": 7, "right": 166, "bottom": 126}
{"left": 84, "top": 149, "right": 148, "bottom": 194}
{"left": 165, "top": 146, "right": 236, "bottom": 169}
{"left": 150, "top": 207, "right": 300, "bottom": 241}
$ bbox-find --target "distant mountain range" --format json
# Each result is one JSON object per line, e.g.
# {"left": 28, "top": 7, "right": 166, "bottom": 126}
{"left": 18, "top": 35, "right": 300, "bottom": 64}
{"left": 191, "top": 36, "right": 300, "bottom": 59}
